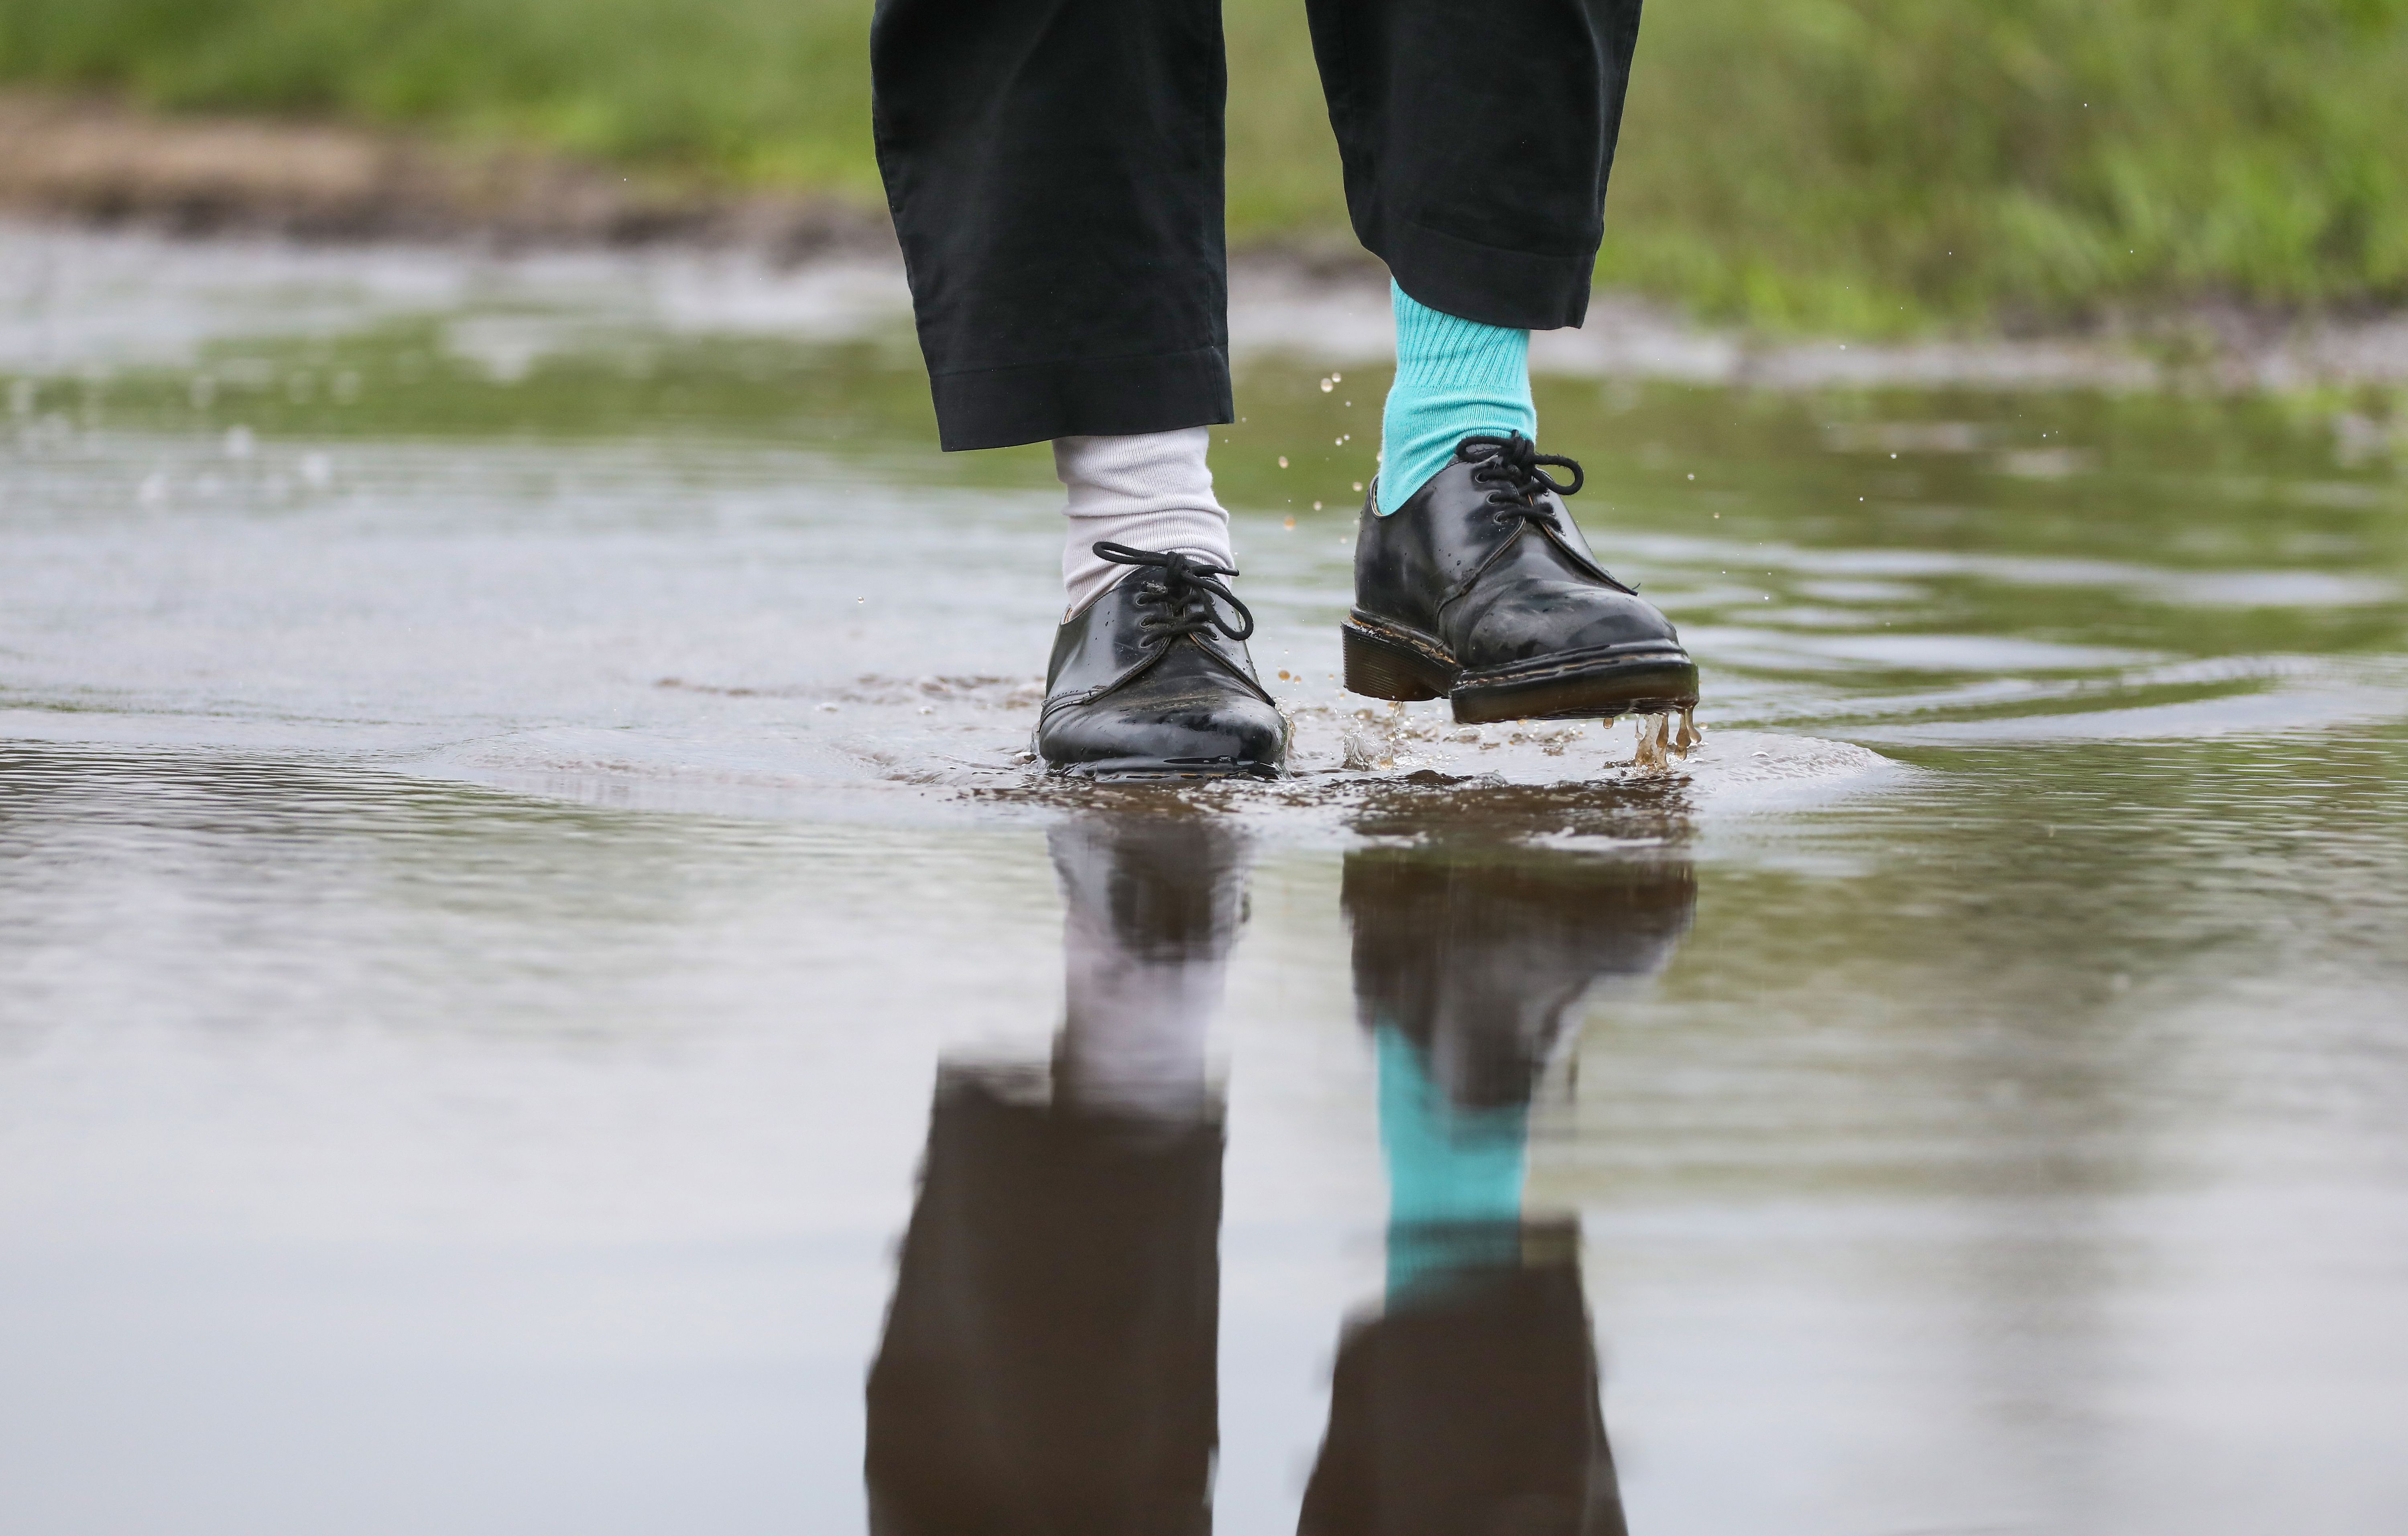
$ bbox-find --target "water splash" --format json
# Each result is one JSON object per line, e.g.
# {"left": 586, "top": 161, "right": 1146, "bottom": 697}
{"left": 1323, "top": 700, "right": 1595, "bottom": 774}
{"left": 1630, "top": 706, "right": 1704, "bottom": 773}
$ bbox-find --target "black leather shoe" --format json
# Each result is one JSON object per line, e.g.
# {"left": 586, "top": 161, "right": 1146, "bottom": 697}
{"left": 1038, "top": 542, "right": 1290, "bottom": 779}
{"left": 1344, "top": 433, "right": 1699, "bottom": 723}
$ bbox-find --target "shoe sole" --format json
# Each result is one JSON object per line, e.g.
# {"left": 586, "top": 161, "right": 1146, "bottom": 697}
{"left": 1047, "top": 756, "right": 1284, "bottom": 783}
{"left": 1342, "top": 618, "right": 1699, "bottom": 724}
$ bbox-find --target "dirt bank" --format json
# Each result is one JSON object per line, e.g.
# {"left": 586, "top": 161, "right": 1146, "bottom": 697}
{"left": 0, "top": 91, "right": 891, "bottom": 258}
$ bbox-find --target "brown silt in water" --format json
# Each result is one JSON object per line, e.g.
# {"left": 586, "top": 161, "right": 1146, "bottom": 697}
{"left": 1630, "top": 706, "right": 1703, "bottom": 772}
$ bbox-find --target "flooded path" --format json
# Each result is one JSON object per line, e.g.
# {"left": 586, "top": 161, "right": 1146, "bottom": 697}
{"left": 3, "top": 225, "right": 2406, "bottom": 1534}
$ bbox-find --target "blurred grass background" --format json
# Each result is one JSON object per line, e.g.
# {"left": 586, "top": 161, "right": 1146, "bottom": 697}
{"left": 3, "top": 0, "right": 2405, "bottom": 334}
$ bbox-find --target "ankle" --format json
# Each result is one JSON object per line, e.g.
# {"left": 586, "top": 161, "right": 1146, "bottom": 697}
{"left": 1056, "top": 428, "right": 1232, "bottom": 613}
{"left": 1377, "top": 281, "right": 1535, "bottom": 514}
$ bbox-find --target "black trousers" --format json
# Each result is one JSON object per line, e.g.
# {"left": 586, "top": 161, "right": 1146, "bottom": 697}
{"left": 870, "top": 0, "right": 1645, "bottom": 450}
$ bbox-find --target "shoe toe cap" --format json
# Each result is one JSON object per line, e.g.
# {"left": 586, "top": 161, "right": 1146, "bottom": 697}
{"left": 1459, "top": 582, "right": 1684, "bottom": 667}
{"left": 1041, "top": 675, "right": 1289, "bottom": 773}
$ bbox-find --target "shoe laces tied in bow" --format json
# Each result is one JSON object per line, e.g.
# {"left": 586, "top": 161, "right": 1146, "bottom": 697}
{"left": 1094, "top": 541, "right": 1257, "bottom": 643}
{"left": 1455, "top": 431, "right": 1585, "bottom": 529}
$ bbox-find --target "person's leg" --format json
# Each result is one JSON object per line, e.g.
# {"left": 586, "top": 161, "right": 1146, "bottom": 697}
{"left": 1325, "top": 0, "right": 1629, "bottom": 511}
{"left": 1377, "top": 282, "right": 1536, "bottom": 516}
{"left": 1309, "top": 0, "right": 1637, "bottom": 511}
{"left": 871, "top": 0, "right": 1232, "bottom": 452}
{"left": 874, "top": 0, "right": 1283, "bottom": 777}
{"left": 1056, "top": 429, "right": 1233, "bottom": 618}
{"left": 1306, "top": 0, "right": 1643, "bottom": 336}
{"left": 1308, "top": 0, "right": 1699, "bottom": 730}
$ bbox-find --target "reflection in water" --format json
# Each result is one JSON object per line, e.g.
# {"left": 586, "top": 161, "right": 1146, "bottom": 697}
{"left": 866, "top": 810, "right": 1693, "bottom": 1534}
{"left": 1303, "top": 837, "right": 1695, "bottom": 1536}
{"left": 864, "top": 814, "right": 1243, "bottom": 1535}
{"left": 1303, "top": 1219, "right": 1619, "bottom": 1536}
{"left": 862, "top": 1063, "right": 1223, "bottom": 1536}
{"left": 1347, "top": 841, "right": 1698, "bottom": 1255}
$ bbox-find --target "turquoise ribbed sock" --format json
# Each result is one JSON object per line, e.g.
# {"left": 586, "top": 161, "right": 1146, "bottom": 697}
{"left": 1376, "top": 280, "right": 1536, "bottom": 515}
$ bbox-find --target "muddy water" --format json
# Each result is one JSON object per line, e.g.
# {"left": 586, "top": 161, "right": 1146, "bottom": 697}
{"left": 3, "top": 227, "right": 2406, "bottom": 1534}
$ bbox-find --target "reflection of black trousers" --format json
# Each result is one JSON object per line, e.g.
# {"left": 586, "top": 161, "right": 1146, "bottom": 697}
{"left": 1302, "top": 1223, "right": 1628, "bottom": 1536}
{"left": 865, "top": 1068, "right": 1222, "bottom": 1536}
{"left": 865, "top": 1071, "right": 1624, "bottom": 1535}
{"left": 870, "top": 0, "right": 1646, "bottom": 449}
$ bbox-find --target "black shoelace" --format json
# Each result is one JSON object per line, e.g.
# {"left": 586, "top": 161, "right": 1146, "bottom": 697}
{"left": 1456, "top": 431, "right": 1585, "bottom": 530}
{"left": 1093, "top": 542, "right": 1257, "bottom": 643}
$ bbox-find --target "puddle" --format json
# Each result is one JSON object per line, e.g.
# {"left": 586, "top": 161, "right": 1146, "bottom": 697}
{"left": 3, "top": 228, "right": 2406, "bottom": 1536}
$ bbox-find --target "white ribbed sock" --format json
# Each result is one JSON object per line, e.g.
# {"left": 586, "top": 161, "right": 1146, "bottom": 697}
{"left": 1056, "top": 427, "right": 1235, "bottom": 616}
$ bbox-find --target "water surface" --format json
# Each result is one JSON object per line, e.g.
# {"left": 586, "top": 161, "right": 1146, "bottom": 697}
{"left": 3, "top": 227, "right": 2405, "bottom": 1534}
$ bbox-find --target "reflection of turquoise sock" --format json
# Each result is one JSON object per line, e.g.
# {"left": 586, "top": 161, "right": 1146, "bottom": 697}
{"left": 1376, "top": 281, "right": 1536, "bottom": 514}
{"left": 1377, "top": 1026, "right": 1528, "bottom": 1298}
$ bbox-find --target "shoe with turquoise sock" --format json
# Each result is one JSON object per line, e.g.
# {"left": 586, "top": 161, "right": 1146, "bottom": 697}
{"left": 1344, "top": 285, "right": 1702, "bottom": 725}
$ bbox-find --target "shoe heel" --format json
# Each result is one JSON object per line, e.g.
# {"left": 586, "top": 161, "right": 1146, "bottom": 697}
{"left": 1342, "top": 624, "right": 1443, "bottom": 701}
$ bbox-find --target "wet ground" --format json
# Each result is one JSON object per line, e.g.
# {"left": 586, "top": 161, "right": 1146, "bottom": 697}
{"left": 3, "top": 224, "right": 2406, "bottom": 1534}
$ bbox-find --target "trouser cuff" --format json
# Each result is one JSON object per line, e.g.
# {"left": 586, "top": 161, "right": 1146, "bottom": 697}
{"left": 1378, "top": 218, "right": 1599, "bottom": 332}
{"left": 931, "top": 346, "right": 1234, "bottom": 452}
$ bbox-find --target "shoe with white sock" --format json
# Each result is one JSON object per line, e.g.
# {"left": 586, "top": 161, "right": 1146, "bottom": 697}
{"left": 1038, "top": 543, "right": 1289, "bottom": 779}
{"left": 1038, "top": 429, "right": 1287, "bottom": 779}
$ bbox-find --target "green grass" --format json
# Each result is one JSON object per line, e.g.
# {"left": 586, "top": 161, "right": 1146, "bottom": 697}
{"left": 5, "top": 0, "right": 2405, "bottom": 332}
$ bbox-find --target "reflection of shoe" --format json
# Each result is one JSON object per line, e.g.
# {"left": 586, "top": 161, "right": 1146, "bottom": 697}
{"left": 1038, "top": 543, "right": 1289, "bottom": 779}
{"left": 1344, "top": 433, "right": 1699, "bottom": 724}
{"left": 1346, "top": 845, "right": 1696, "bottom": 1110}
